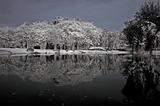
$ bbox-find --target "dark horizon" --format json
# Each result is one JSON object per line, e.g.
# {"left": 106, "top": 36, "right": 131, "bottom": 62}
{"left": 0, "top": 0, "right": 158, "bottom": 31}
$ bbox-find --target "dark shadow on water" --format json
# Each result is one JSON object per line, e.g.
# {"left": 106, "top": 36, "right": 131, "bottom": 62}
{"left": 122, "top": 55, "right": 160, "bottom": 105}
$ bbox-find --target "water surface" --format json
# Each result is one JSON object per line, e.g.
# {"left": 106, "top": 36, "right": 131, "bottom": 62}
{"left": 0, "top": 54, "right": 160, "bottom": 105}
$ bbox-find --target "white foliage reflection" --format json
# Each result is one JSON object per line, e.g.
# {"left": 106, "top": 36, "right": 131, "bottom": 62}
{"left": 0, "top": 54, "right": 125, "bottom": 86}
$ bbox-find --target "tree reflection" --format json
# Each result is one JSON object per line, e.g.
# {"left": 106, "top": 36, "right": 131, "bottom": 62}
{"left": 0, "top": 54, "right": 124, "bottom": 86}
{"left": 122, "top": 55, "right": 160, "bottom": 105}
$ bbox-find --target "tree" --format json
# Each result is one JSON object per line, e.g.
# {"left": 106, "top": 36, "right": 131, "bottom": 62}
{"left": 135, "top": 2, "right": 160, "bottom": 54}
{"left": 123, "top": 1, "right": 160, "bottom": 54}
{"left": 15, "top": 23, "right": 29, "bottom": 48}
{"left": 123, "top": 20, "right": 144, "bottom": 52}
{"left": 100, "top": 30, "right": 126, "bottom": 50}
{"left": 135, "top": 2, "right": 160, "bottom": 33}
{"left": 0, "top": 27, "right": 15, "bottom": 48}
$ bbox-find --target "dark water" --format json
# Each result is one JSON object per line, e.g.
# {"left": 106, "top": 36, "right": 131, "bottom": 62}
{"left": 0, "top": 54, "right": 160, "bottom": 106}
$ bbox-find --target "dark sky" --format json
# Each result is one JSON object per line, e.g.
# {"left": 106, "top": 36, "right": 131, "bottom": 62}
{"left": 0, "top": 0, "right": 158, "bottom": 31}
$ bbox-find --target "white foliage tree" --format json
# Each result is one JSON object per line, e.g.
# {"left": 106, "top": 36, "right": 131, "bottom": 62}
{"left": 0, "top": 17, "right": 127, "bottom": 50}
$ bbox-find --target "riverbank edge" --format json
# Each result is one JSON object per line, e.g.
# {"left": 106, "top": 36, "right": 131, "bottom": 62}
{"left": 2, "top": 48, "right": 160, "bottom": 56}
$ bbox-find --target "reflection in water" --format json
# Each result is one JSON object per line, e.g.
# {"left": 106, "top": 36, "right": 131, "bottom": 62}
{"left": 1, "top": 54, "right": 160, "bottom": 105}
{"left": 0, "top": 54, "right": 124, "bottom": 86}
{"left": 122, "top": 55, "right": 160, "bottom": 105}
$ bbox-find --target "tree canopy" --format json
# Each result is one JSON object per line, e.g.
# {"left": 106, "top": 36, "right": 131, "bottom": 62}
{"left": 123, "top": 1, "right": 160, "bottom": 54}
{"left": 0, "top": 17, "right": 125, "bottom": 50}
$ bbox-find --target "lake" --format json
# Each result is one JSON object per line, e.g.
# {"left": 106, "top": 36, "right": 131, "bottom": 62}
{"left": 0, "top": 54, "right": 160, "bottom": 106}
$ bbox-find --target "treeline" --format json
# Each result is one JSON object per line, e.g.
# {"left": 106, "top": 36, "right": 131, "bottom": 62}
{"left": 0, "top": 17, "right": 126, "bottom": 50}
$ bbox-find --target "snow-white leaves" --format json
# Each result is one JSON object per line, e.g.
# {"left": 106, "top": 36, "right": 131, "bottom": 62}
{"left": 142, "top": 21, "right": 157, "bottom": 35}
{"left": 53, "top": 17, "right": 103, "bottom": 46}
{"left": 0, "top": 17, "right": 126, "bottom": 49}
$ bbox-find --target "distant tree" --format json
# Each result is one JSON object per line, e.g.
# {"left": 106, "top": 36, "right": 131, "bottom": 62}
{"left": 101, "top": 30, "right": 126, "bottom": 50}
{"left": 16, "top": 23, "right": 29, "bottom": 48}
{"left": 0, "top": 27, "right": 15, "bottom": 48}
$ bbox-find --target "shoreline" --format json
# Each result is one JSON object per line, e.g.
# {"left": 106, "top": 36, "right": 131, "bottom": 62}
{"left": 2, "top": 48, "right": 160, "bottom": 56}
{"left": 0, "top": 48, "right": 129, "bottom": 55}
